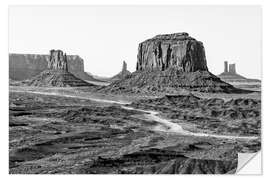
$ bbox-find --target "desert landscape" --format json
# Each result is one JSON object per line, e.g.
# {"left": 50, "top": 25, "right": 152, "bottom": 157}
{"left": 9, "top": 32, "right": 261, "bottom": 174}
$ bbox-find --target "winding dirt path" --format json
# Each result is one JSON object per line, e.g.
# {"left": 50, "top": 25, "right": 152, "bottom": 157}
{"left": 11, "top": 90, "right": 258, "bottom": 140}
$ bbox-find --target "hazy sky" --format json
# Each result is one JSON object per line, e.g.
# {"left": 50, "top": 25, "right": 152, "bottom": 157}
{"left": 9, "top": 6, "right": 261, "bottom": 79}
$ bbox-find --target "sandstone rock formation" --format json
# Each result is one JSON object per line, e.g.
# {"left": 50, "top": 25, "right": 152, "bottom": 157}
{"left": 136, "top": 33, "right": 208, "bottom": 72}
{"left": 47, "top": 50, "right": 68, "bottom": 71}
{"left": 218, "top": 61, "right": 261, "bottom": 83}
{"left": 110, "top": 61, "right": 131, "bottom": 81}
{"left": 45, "top": 50, "right": 73, "bottom": 71}
{"left": 102, "top": 33, "right": 242, "bottom": 94}
{"left": 9, "top": 53, "right": 102, "bottom": 82}
{"left": 23, "top": 50, "right": 93, "bottom": 87}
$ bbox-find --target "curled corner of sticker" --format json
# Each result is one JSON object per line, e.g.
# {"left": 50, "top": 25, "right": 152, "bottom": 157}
{"left": 236, "top": 151, "right": 262, "bottom": 175}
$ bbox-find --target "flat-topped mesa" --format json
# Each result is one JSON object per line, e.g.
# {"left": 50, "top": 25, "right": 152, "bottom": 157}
{"left": 136, "top": 32, "right": 208, "bottom": 72}
{"left": 48, "top": 49, "right": 68, "bottom": 71}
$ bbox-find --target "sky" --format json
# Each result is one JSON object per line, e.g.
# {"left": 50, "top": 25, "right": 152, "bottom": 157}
{"left": 9, "top": 6, "right": 262, "bottom": 79}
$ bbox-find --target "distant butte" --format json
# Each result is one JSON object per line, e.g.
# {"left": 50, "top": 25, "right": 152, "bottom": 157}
{"left": 218, "top": 61, "right": 260, "bottom": 83}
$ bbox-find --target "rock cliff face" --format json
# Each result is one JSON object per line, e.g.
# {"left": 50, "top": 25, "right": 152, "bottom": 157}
{"left": 102, "top": 33, "right": 242, "bottom": 94}
{"left": 48, "top": 50, "right": 68, "bottom": 71}
{"left": 136, "top": 33, "right": 208, "bottom": 72}
{"left": 110, "top": 61, "right": 131, "bottom": 81}
{"left": 9, "top": 53, "right": 101, "bottom": 82}
{"left": 9, "top": 54, "right": 49, "bottom": 81}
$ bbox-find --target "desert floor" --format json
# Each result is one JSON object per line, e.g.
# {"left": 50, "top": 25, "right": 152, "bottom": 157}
{"left": 9, "top": 86, "right": 261, "bottom": 174}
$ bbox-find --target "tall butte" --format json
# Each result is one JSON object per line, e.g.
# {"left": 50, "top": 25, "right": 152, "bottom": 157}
{"left": 136, "top": 32, "right": 208, "bottom": 72}
{"left": 24, "top": 50, "right": 93, "bottom": 87}
{"left": 103, "top": 32, "right": 241, "bottom": 94}
{"left": 47, "top": 49, "right": 69, "bottom": 71}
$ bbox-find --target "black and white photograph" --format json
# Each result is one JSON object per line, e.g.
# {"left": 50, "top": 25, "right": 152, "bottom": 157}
{"left": 8, "top": 5, "right": 262, "bottom": 174}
